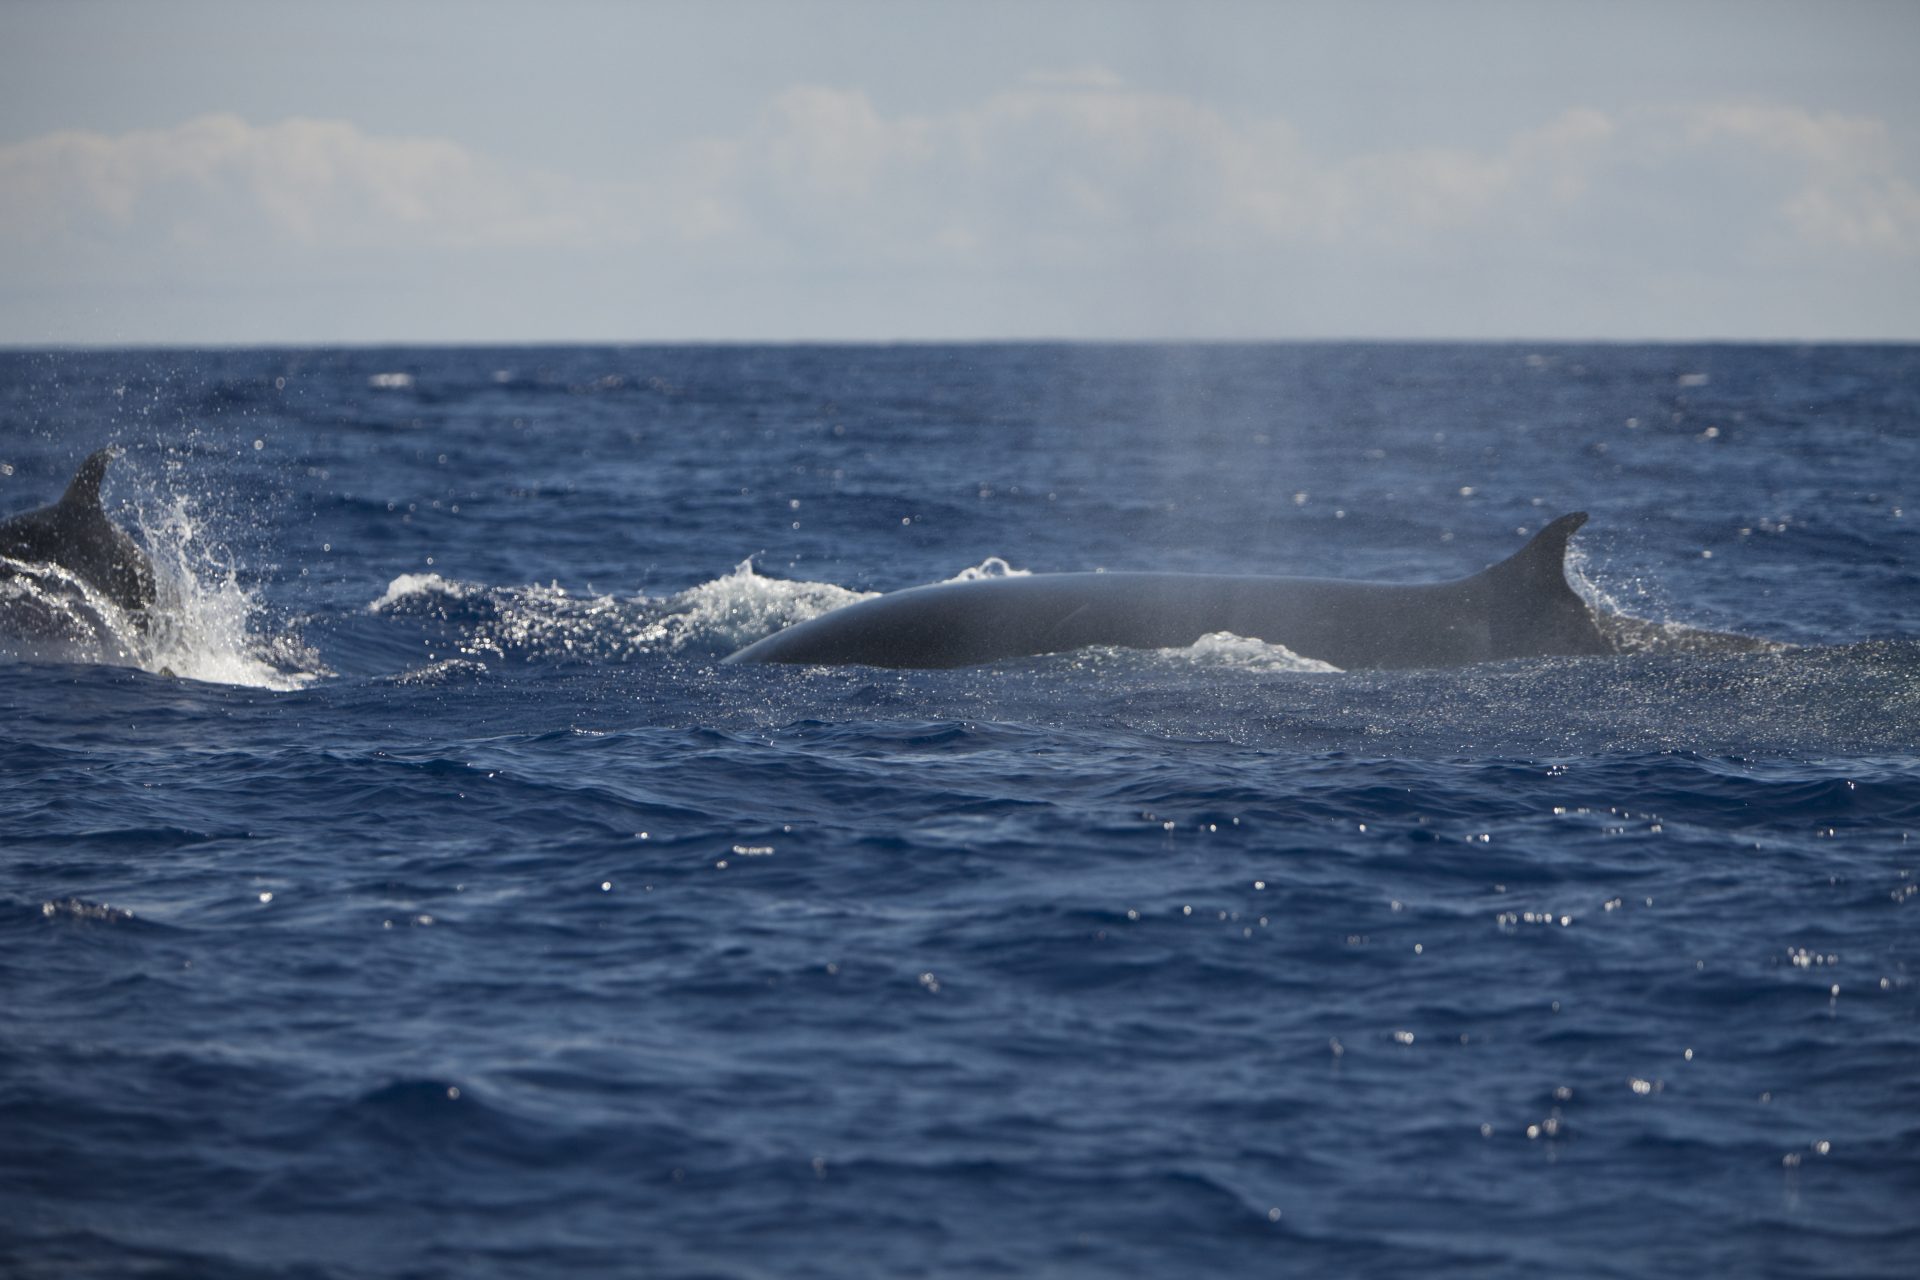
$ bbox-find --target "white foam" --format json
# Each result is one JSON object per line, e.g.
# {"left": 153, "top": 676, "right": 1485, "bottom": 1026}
{"left": 941, "top": 556, "right": 1032, "bottom": 583}
{"left": 363, "top": 559, "right": 871, "bottom": 661}
{"left": 1158, "top": 631, "right": 1342, "bottom": 673}
{"left": 369, "top": 571, "right": 468, "bottom": 612}
{"left": 370, "top": 572, "right": 629, "bottom": 659}
{"left": 635, "top": 559, "right": 873, "bottom": 652}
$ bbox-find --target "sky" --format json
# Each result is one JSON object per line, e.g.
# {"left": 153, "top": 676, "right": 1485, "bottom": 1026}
{"left": 1, "top": 0, "right": 1917, "bottom": 344}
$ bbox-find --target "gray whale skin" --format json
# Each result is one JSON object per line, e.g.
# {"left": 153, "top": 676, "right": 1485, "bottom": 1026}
{"left": 0, "top": 448, "right": 156, "bottom": 621}
{"left": 726, "top": 512, "right": 1618, "bottom": 670}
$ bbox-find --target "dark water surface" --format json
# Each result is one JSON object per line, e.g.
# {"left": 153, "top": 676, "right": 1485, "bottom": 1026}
{"left": 2, "top": 344, "right": 1916, "bottom": 1277}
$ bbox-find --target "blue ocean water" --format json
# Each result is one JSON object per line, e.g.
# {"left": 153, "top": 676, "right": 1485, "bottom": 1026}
{"left": 1, "top": 343, "right": 1916, "bottom": 1278}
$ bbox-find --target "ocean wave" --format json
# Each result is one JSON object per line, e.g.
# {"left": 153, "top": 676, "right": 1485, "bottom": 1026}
{"left": 369, "top": 558, "right": 871, "bottom": 663}
{"left": 36, "top": 897, "right": 139, "bottom": 925}
{"left": 630, "top": 558, "right": 873, "bottom": 652}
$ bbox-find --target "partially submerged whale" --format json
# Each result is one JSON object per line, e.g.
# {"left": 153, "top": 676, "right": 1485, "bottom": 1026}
{"left": 727, "top": 513, "right": 1627, "bottom": 670}
{"left": 0, "top": 448, "right": 156, "bottom": 624}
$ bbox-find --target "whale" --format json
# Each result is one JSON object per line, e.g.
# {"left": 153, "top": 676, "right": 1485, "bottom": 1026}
{"left": 725, "top": 512, "right": 1623, "bottom": 670}
{"left": 0, "top": 448, "right": 156, "bottom": 624}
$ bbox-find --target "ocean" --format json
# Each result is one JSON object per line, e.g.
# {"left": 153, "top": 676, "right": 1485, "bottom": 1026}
{"left": 2, "top": 343, "right": 1915, "bottom": 1277}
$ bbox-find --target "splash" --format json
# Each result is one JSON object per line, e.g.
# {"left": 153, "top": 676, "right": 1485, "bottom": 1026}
{"left": 132, "top": 490, "right": 325, "bottom": 689}
{"left": 1566, "top": 549, "right": 1781, "bottom": 658}
{"left": 632, "top": 559, "right": 872, "bottom": 652}
{"left": 368, "top": 560, "right": 872, "bottom": 663}
{"left": 371, "top": 573, "right": 651, "bottom": 661}
{"left": 1, "top": 479, "right": 323, "bottom": 690}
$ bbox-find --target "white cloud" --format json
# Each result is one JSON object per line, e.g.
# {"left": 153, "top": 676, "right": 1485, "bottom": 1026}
{"left": 1685, "top": 103, "right": 1893, "bottom": 169}
{"left": 1782, "top": 179, "right": 1920, "bottom": 254}
{"left": 0, "top": 113, "right": 599, "bottom": 252}
{"left": 1, "top": 79, "right": 1915, "bottom": 339}
{"left": 7, "top": 88, "right": 1914, "bottom": 265}
{"left": 1678, "top": 104, "right": 1920, "bottom": 255}
{"left": 668, "top": 80, "right": 1920, "bottom": 267}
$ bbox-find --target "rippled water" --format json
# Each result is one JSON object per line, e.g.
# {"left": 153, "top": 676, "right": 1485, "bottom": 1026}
{"left": 2, "top": 344, "right": 1916, "bottom": 1277}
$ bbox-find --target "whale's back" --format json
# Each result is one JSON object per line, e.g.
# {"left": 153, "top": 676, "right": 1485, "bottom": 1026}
{"left": 725, "top": 513, "right": 1611, "bottom": 671}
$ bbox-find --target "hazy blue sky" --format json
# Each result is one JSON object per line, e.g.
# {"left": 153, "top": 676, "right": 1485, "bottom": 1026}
{"left": 3, "top": 0, "right": 1916, "bottom": 343}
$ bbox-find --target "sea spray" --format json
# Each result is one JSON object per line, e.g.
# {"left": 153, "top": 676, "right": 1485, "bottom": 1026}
{"left": 130, "top": 487, "right": 323, "bottom": 689}
{"left": 368, "top": 559, "right": 872, "bottom": 661}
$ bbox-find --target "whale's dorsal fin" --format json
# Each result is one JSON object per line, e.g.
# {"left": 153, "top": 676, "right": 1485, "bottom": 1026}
{"left": 16, "top": 445, "right": 159, "bottom": 620}
{"left": 1483, "top": 511, "right": 1588, "bottom": 594}
{"left": 1471, "top": 511, "right": 1612, "bottom": 658}
{"left": 60, "top": 447, "right": 119, "bottom": 512}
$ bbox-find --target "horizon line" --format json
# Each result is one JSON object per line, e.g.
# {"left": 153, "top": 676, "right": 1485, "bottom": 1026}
{"left": 4, "top": 335, "right": 1917, "bottom": 353}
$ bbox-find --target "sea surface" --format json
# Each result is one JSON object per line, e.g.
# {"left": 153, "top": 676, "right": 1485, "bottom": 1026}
{"left": 1, "top": 343, "right": 1916, "bottom": 1278}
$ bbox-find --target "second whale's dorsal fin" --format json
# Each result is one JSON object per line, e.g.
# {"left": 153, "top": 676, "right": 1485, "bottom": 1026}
{"left": 60, "top": 447, "right": 119, "bottom": 513}
{"left": 0, "top": 445, "right": 156, "bottom": 621}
